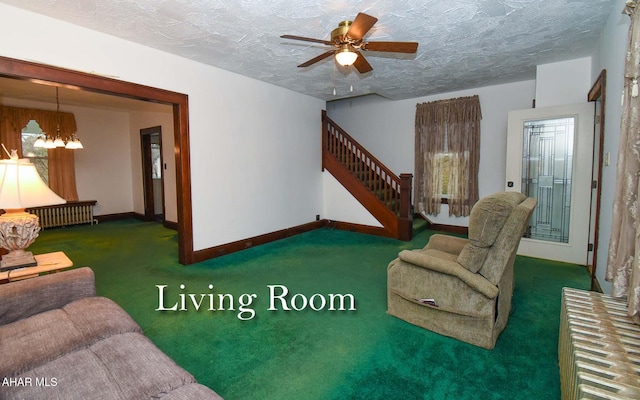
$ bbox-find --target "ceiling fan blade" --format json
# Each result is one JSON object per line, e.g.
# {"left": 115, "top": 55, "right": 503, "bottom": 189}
{"left": 364, "top": 41, "right": 419, "bottom": 53}
{"left": 298, "top": 51, "right": 335, "bottom": 67}
{"left": 281, "top": 35, "right": 333, "bottom": 46}
{"left": 353, "top": 53, "right": 373, "bottom": 73}
{"left": 346, "top": 13, "right": 378, "bottom": 40}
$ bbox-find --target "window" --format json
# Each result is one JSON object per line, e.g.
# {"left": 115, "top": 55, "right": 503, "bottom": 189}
{"left": 414, "top": 95, "right": 482, "bottom": 217}
{"left": 433, "top": 125, "right": 454, "bottom": 198}
{"left": 436, "top": 152, "right": 451, "bottom": 197}
{"left": 151, "top": 142, "right": 162, "bottom": 179}
{"left": 21, "top": 120, "right": 49, "bottom": 184}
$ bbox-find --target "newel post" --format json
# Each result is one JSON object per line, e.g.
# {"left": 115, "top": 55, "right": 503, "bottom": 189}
{"left": 321, "top": 110, "right": 328, "bottom": 171}
{"left": 398, "top": 173, "right": 413, "bottom": 241}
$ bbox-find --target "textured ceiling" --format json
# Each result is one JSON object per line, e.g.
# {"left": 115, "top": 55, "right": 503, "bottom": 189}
{"left": 1, "top": 0, "right": 617, "bottom": 101}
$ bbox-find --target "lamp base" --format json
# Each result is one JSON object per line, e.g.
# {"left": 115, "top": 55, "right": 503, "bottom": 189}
{"left": 0, "top": 209, "right": 41, "bottom": 271}
{"left": 0, "top": 249, "right": 37, "bottom": 271}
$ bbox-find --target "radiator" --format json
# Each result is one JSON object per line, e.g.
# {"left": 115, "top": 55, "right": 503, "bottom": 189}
{"left": 560, "top": 287, "right": 640, "bottom": 400}
{"left": 28, "top": 200, "right": 98, "bottom": 229}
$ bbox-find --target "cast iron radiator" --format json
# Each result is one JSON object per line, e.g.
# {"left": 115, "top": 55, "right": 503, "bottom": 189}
{"left": 560, "top": 287, "right": 640, "bottom": 399}
{"left": 27, "top": 200, "right": 98, "bottom": 229}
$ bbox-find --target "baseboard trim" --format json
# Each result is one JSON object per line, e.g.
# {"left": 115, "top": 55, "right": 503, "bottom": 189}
{"left": 192, "top": 218, "right": 401, "bottom": 263}
{"left": 98, "top": 212, "right": 177, "bottom": 230}
{"left": 163, "top": 220, "right": 178, "bottom": 230}
{"left": 418, "top": 214, "right": 468, "bottom": 235}
{"left": 192, "top": 220, "right": 325, "bottom": 263}
{"left": 324, "top": 220, "right": 394, "bottom": 238}
{"left": 95, "top": 212, "right": 138, "bottom": 223}
{"left": 591, "top": 276, "right": 604, "bottom": 293}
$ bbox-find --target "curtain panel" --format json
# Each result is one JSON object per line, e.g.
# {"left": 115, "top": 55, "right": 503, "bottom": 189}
{"left": 0, "top": 105, "right": 79, "bottom": 201}
{"left": 606, "top": 0, "right": 640, "bottom": 324}
{"left": 414, "top": 95, "right": 481, "bottom": 217}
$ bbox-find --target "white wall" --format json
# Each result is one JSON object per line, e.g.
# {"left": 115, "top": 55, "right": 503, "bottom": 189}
{"left": 536, "top": 57, "right": 593, "bottom": 107}
{"left": 0, "top": 4, "right": 325, "bottom": 252}
{"left": 590, "top": 0, "right": 629, "bottom": 294}
{"left": 72, "top": 105, "right": 133, "bottom": 216}
{"left": 323, "top": 172, "right": 382, "bottom": 227}
{"left": 326, "top": 80, "right": 536, "bottom": 226}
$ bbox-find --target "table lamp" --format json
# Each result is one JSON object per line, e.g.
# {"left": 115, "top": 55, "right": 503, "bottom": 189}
{"left": 0, "top": 148, "right": 66, "bottom": 271}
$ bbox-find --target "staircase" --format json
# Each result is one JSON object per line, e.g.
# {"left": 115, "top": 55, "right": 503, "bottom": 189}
{"left": 322, "top": 110, "right": 413, "bottom": 241}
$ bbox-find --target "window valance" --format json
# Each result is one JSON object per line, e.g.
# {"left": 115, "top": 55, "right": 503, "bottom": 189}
{"left": 0, "top": 105, "right": 79, "bottom": 201}
{"left": 0, "top": 105, "right": 77, "bottom": 156}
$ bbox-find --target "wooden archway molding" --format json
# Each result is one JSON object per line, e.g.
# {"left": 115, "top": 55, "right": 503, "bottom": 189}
{"left": 0, "top": 56, "right": 195, "bottom": 264}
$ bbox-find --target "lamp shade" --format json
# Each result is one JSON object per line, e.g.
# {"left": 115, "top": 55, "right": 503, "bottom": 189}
{"left": 34, "top": 136, "right": 45, "bottom": 148}
{"left": 335, "top": 47, "right": 358, "bottom": 67}
{"left": 53, "top": 137, "right": 65, "bottom": 147}
{"left": 0, "top": 157, "right": 66, "bottom": 209}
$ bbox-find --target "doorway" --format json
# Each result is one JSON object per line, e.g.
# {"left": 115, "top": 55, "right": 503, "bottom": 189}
{"left": 506, "top": 102, "right": 595, "bottom": 265}
{"left": 141, "top": 126, "right": 165, "bottom": 223}
{"left": 0, "top": 56, "right": 195, "bottom": 264}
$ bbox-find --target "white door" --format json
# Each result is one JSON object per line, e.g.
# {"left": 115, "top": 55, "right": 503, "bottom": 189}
{"left": 505, "top": 103, "right": 594, "bottom": 265}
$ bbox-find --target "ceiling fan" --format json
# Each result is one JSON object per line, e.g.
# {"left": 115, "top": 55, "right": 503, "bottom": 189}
{"left": 281, "top": 12, "right": 418, "bottom": 73}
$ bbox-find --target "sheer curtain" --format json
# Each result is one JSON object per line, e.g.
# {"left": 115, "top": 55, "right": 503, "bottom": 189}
{"left": 414, "top": 95, "right": 481, "bottom": 217}
{"left": 606, "top": 0, "right": 640, "bottom": 324}
{"left": 0, "top": 105, "right": 79, "bottom": 201}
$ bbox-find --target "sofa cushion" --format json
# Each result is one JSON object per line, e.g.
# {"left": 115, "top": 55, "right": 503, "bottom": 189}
{"left": 88, "top": 332, "right": 198, "bottom": 399}
{"left": 0, "top": 308, "right": 84, "bottom": 377}
{"left": 0, "top": 296, "right": 141, "bottom": 377}
{"left": 3, "top": 332, "right": 199, "bottom": 400}
{"left": 63, "top": 296, "right": 142, "bottom": 343}
{"left": 458, "top": 192, "right": 525, "bottom": 272}
{"left": 3, "top": 346, "right": 125, "bottom": 400}
{"left": 0, "top": 267, "right": 96, "bottom": 326}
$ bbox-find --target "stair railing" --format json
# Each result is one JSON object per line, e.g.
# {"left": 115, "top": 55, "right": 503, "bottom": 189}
{"left": 322, "top": 110, "right": 412, "bottom": 240}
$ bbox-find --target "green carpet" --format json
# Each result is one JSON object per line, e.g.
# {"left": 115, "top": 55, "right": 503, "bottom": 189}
{"left": 30, "top": 219, "right": 590, "bottom": 400}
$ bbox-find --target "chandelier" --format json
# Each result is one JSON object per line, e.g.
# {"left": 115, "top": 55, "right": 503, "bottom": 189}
{"left": 34, "top": 87, "right": 83, "bottom": 150}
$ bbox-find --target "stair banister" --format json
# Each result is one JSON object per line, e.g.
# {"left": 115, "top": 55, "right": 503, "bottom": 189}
{"left": 321, "top": 110, "right": 412, "bottom": 240}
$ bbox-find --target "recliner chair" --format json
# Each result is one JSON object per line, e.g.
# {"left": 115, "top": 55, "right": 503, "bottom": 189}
{"left": 387, "top": 191, "right": 537, "bottom": 349}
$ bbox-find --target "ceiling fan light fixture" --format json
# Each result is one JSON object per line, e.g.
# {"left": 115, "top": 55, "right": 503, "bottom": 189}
{"left": 282, "top": 12, "right": 416, "bottom": 74}
{"left": 335, "top": 46, "right": 358, "bottom": 67}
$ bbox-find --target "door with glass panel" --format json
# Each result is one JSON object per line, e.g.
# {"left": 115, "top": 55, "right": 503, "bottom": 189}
{"left": 505, "top": 103, "right": 594, "bottom": 265}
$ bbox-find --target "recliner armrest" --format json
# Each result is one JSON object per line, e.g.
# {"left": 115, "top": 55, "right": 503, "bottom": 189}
{"left": 0, "top": 267, "right": 96, "bottom": 326}
{"left": 398, "top": 250, "right": 499, "bottom": 299}
{"left": 424, "top": 234, "right": 469, "bottom": 256}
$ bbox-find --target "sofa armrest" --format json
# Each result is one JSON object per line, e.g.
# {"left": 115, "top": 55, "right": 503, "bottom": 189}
{"left": 424, "top": 234, "right": 469, "bottom": 256}
{"left": 0, "top": 267, "right": 96, "bottom": 326}
{"left": 398, "top": 250, "right": 499, "bottom": 299}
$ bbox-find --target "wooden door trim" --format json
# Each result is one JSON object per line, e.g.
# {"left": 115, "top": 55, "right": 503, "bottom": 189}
{"left": 140, "top": 127, "right": 158, "bottom": 221}
{"left": 0, "top": 56, "right": 195, "bottom": 264}
{"left": 587, "top": 69, "right": 606, "bottom": 292}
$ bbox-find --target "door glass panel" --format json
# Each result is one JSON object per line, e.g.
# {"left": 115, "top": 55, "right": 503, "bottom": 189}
{"left": 521, "top": 117, "right": 574, "bottom": 243}
{"left": 151, "top": 142, "right": 162, "bottom": 179}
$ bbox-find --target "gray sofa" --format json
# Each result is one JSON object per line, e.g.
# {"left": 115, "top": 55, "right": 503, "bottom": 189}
{"left": 0, "top": 267, "right": 223, "bottom": 400}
